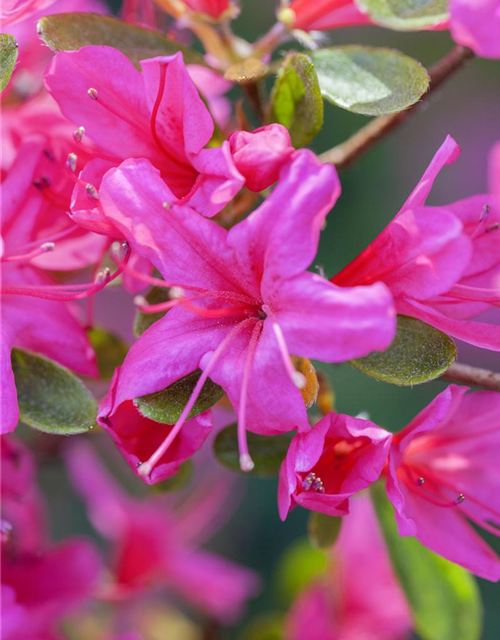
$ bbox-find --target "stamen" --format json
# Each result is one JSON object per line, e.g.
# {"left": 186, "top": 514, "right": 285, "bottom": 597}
{"left": 85, "top": 184, "right": 99, "bottom": 201}
{"left": 302, "top": 472, "right": 316, "bottom": 491}
{"left": 447, "top": 284, "right": 500, "bottom": 305}
{"left": 162, "top": 201, "right": 172, "bottom": 210}
{"left": 237, "top": 322, "right": 263, "bottom": 472}
{"left": 486, "top": 222, "right": 500, "bottom": 233}
{"left": 133, "top": 295, "right": 180, "bottom": 314}
{"left": 402, "top": 468, "right": 467, "bottom": 509}
{"left": 87, "top": 87, "right": 99, "bottom": 100}
{"left": 312, "top": 477, "right": 325, "bottom": 493}
{"left": 73, "top": 126, "right": 85, "bottom": 143}
{"left": 272, "top": 322, "right": 306, "bottom": 389}
{"left": 138, "top": 317, "right": 259, "bottom": 480}
{"left": 66, "top": 153, "right": 77, "bottom": 172}
{"left": 2, "top": 242, "right": 55, "bottom": 263}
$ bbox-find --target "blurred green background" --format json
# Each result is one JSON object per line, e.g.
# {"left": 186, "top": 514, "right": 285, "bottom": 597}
{"left": 39, "top": 1, "right": 500, "bottom": 638}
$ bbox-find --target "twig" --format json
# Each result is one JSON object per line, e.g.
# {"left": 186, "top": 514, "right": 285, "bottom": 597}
{"left": 320, "top": 45, "right": 475, "bottom": 170}
{"left": 442, "top": 362, "right": 500, "bottom": 391}
{"left": 242, "top": 81, "right": 265, "bottom": 123}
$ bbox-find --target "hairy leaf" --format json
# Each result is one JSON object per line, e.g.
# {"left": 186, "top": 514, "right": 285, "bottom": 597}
{"left": 214, "top": 423, "right": 293, "bottom": 476}
{"left": 134, "top": 370, "right": 224, "bottom": 424}
{"left": 270, "top": 52, "right": 324, "bottom": 147}
{"left": 308, "top": 512, "right": 342, "bottom": 549}
{"left": 350, "top": 315, "right": 456, "bottom": 385}
{"left": 37, "top": 13, "right": 205, "bottom": 66}
{"left": 0, "top": 34, "right": 18, "bottom": 92}
{"left": 356, "top": 0, "right": 449, "bottom": 30}
{"left": 12, "top": 348, "right": 97, "bottom": 434}
{"left": 310, "top": 46, "right": 429, "bottom": 116}
{"left": 371, "top": 484, "right": 482, "bottom": 640}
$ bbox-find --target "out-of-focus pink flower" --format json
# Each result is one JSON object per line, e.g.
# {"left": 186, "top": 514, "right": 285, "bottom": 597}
{"left": 97, "top": 150, "right": 394, "bottom": 480}
{"left": 229, "top": 124, "right": 294, "bottom": 192}
{"left": 66, "top": 441, "right": 259, "bottom": 623}
{"left": 278, "top": 412, "right": 391, "bottom": 520}
{"left": 1, "top": 137, "right": 100, "bottom": 433}
{"left": 285, "top": 494, "right": 412, "bottom": 640}
{"left": 0, "top": 0, "right": 56, "bottom": 26}
{"left": 183, "top": 0, "right": 233, "bottom": 19}
{"left": 98, "top": 367, "right": 213, "bottom": 485}
{"left": 45, "top": 47, "right": 244, "bottom": 221}
{"left": 279, "top": 0, "right": 369, "bottom": 31}
{"left": 333, "top": 136, "right": 500, "bottom": 352}
{"left": 450, "top": 0, "right": 500, "bottom": 59}
{"left": 384, "top": 385, "right": 500, "bottom": 582}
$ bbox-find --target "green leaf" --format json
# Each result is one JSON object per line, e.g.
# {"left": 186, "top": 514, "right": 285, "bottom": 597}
{"left": 275, "top": 538, "right": 328, "bottom": 605}
{"left": 133, "top": 287, "right": 170, "bottom": 338}
{"left": 371, "top": 484, "right": 482, "bottom": 640}
{"left": 12, "top": 348, "right": 97, "bottom": 435}
{"left": 270, "top": 52, "right": 324, "bottom": 148}
{"left": 350, "top": 315, "right": 456, "bottom": 386}
{"left": 308, "top": 512, "right": 342, "bottom": 549}
{"left": 214, "top": 423, "right": 293, "bottom": 476}
{"left": 0, "top": 34, "right": 18, "bottom": 92}
{"left": 242, "top": 614, "right": 284, "bottom": 640}
{"left": 310, "top": 46, "right": 429, "bottom": 116}
{"left": 87, "top": 326, "right": 128, "bottom": 380}
{"left": 37, "top": 13, "right": 206, "bottom": 66}
{"left": 356, "top": 0, "right": 449, "bottom": 31}
{"left": 134, "top": 370, "right": 224, "bottom": 424}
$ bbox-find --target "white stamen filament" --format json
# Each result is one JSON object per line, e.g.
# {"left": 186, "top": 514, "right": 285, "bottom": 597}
{"left": 272, "top": 321, "right": 306, "bottom": 389}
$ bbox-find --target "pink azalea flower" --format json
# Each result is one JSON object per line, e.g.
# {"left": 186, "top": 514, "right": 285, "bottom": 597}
{"left": 384, "top": 384, "right": 500, "bottom": 581}
{"left": 65, "top": 441, "right": 260, "bottom": 623}
{"left": 449, "top": 0, "right": 500, "bottom": 59}
{"left": 187, "top": 64, "right": 232, "bottom": 129}
{"left": 182, "top": 0, "right": 233, "bottom": 19}
{"left": 96, "top": 150, "right": 395, "bottom": 479}
{"left": 333, "top": 136, "right": 500, "bottom": 351}
{"left": 44, "top": 47, "right": 244, "bottom": 221}
{"left": 0, "top": 0, "right": 56, "bottom": 27}
{"left": 1, "top": 137, "right": 105, "bottom": 433}
{"left": 285, "top": 494, "right": 412, "bottom": 640}
{"left": 280, "top": 0, "right": 370, "bottom": 31}
{"left": 229, "top": 124, "right": 295, "bottom": 192}
{"left": 278, "top": 412, "right": 392, "bottom": 520}
{"left": 99, "top": 367, "right": 213, "bottom": 485}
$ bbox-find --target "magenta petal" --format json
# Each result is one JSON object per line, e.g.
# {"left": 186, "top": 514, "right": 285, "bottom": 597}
{"left": 450, "top": 0, "right": 500, "bottom": 58}
{"left": 1, "top": 324, "right": 19, "bottom": 434}
{"left": 401, "top": 135, "right": 461, "bottom": 212}
{"left": 228, "top": 150, "right": 341, "bottom": 285}
{"left": 272, "top": 272, "right": 396, "bottom": 361}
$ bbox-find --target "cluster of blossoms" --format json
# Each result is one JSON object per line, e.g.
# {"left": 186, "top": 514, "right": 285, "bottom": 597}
{"left": 1, "top": 0, "right": 500, "bottom": 637}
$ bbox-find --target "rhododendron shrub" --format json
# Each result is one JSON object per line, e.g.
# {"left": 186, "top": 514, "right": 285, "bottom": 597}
{"left": 1, "top": 0, "right": 499, "bottom": 638}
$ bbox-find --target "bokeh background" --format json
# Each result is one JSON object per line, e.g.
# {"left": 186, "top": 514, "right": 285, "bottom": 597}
{"left": 36, "top": 1, "right": 500, "bottom": 638}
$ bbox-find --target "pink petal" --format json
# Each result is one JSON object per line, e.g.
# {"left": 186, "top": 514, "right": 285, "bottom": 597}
{"left": 450, "top": 0, "right": 500, "bottom": 58}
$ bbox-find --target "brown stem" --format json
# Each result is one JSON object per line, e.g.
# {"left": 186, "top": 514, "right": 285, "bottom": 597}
{"left": 441, "top": 362, "right": 500, "bottom": 391}
{"left": 242, "top": 81, "right": 265, "bottom": 123}
{"left": 320, "top": 46, "right": 475, "bottom": 170}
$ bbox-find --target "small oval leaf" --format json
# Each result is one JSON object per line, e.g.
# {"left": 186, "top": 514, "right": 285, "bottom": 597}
{"left": 371, "top": 483, "right": 482, "bottom": 640}
{"left": 37, "top": 13, "right": 206, "bottom": 66}
{"left": 12, "top": 348, "right": 97, "bottom": 434}
{"left": 308, "top": 512, "right": 342, "bottom": 549}
{"left": 214, "top": 423, "right": 293, "bottom": 476}
{"left": 0, "top": 34, "right": 18, "bottom": 92}
{"left": 87, "top": 326, "right": 128, "bottom": 380}
{"left": 356, "top": 0, "right": 449, "bottom": 31}
{"left": 133, "top": 287, "right": 171, "bottom": 338}
{"left": 310, "top": 46, "right": 429, "bottom": 116}
{"left": 269, "top": 52, "right": 324, "bottom": 148}
{"left": 350, "top": 315, "right": 456, "bottom": 386}
{"left": 134, "top": 370, "right": 224, "bottom": 424}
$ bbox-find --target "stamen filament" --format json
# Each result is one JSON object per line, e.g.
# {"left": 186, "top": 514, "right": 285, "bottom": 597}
{"left": 138, "top": 317, "right": 259, "bottom": 479}
{"left": 238, "top": 322, "right": 263, "bottom": 472}
{"left": 272, "top": 321, "right": 306, "bottom": 389}
{"left": 1, "top": 242, "right": 55, "bottom": 263}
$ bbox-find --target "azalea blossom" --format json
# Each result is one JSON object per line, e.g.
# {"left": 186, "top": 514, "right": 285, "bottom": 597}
{"left": 285, "top": 495, "right": 412, "bottom": 640}
{"left": 99, "top": 367, "right": 213, "bottom": 484}
{"left": 278, "top": 411, "right": 392, "bottom": 519}
{"left": 66, "top": 440, "right": 259, "bottom": 622}
{"left": 278, "top": 0, "right": 369, "bottom": 32}
{"left": 449, "top": 0, "right": 500, "bottom": 59}
{"left": 333, "top": 136, "right": 500, "bottom": 351}
{"left": 384, "top": 385, "right": 500, "bottom": 582}
{"left": 45, "top": 47, "right": 244, "bottom": 222}
{"left": 96, "top": 150, "right": 395, "bottom": 479}
{"left": 0, "top": 0, "right": 57, "bottom": 26}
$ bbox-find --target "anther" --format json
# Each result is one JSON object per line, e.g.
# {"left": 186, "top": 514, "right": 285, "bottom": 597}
{"left": 162, "top": 201, "right": 172, "bottom": 210}
{"left": 66, "top": 153, "right": 77, "bottom": 172}
{"left": 292, "top": 371, "right": 306, "bottom": 389}
{"left": 239, "top": 453, "right": 255, "bottom": 473}
{"left": 479, "top": 204, "right": 490, "bottom": 221}
{"left": 43, "top": 148, "right": 55, "bottom": 161}
{"left": 73, "top": 126, "right": 85, "bottom": 143}
{"left": 136, "top": 461, "right": 143, "bottom": 468}
{"left": 486, "top": 222, "right": 500, "bottom": 233}
{"left": 417, "top": 477, "right": 425, "bottom": 486}
{"left": 33, "top": 178, "right": 43, "bottom": 189}
{"left": 454, "top": 493, "right": 466, "bottom": 505}
{"left": 302, "top": 472, "right": 316, "bottom": 491}
{"left": 40, "top": 242, "right": 55, "bottom": 253}
{"left": 169, "top": 286, "right": 184, "bottom": 299}
{"left": 312, "top": 477, "right": 325, "bottom": 493}
{"left": 85, "top": 183, "right": 99, "bottom": 200}
{"left": 87, "top": 87, "right": 99, "bottom": 100}
{"left": 133, "top": 295, "right": 147, "bottom": 307}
